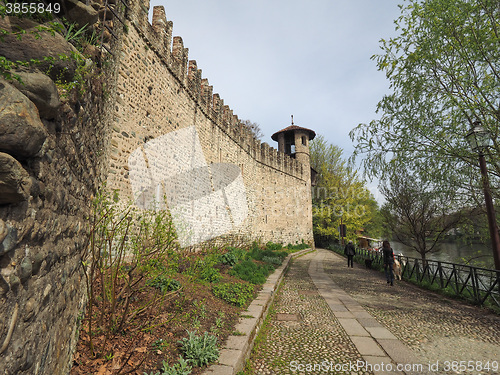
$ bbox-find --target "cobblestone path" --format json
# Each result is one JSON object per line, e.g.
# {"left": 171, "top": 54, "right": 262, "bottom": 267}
{"left": 248, "top": 251, "right": 373, "bottom": 375}
{"left": 322, "top": 249, "right": 500, "bottom": 374}
{"left": 248, "top": 249, "right": 500, "bottom": 375}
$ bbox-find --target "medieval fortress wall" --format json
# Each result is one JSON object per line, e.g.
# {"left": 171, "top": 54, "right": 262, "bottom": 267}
{"left": 108, "top": 0, "right": 314, "bottom": 246}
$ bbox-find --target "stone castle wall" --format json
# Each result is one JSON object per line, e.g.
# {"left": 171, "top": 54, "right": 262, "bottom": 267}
{"left": 107, "top": 0, "right": 314, "bottom": 246}
{"left": 0, "top": 0, "right": 313, "bottom": 373}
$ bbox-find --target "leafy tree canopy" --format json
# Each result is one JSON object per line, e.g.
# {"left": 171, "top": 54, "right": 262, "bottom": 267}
{"left": 350, "top": 0, "right": 500, "bottom": 202}
{"left": 310, "top": 135, "right": 381, "bottom": 243}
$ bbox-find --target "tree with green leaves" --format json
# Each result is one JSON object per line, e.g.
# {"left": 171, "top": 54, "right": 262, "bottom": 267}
{"left": 350, "top": 0, "right": 500, "bottom": 205}
{"left": 310, "top": 135, "right": 380, "bottom": 246}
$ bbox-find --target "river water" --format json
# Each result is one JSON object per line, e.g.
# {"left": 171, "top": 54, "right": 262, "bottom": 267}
{"left": 391, "top": 241, "right": 495, "bottom": 269}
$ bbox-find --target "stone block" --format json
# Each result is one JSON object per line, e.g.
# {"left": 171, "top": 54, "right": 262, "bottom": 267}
{"left": 0, "top": 80, "right": 47, "bottom": 159}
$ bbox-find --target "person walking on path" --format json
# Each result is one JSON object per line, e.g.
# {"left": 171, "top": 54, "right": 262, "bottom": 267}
{"left": 344, "top": 240, "right": 355, "bottom": 268}
{"left": 382, "top": 240, "right": 395, "bottom": 286}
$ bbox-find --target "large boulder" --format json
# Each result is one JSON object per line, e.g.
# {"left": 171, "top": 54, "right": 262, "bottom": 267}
{"left": 61, "top": 0, "right": 99, "bottom": 28}
{"left": 0, "top": 152, "right": 32, "bottom": 205}
{"left": 0, "top": 16, "right": 78, "bottom": 83}
{"left": 0, "top": 79, "right": 48, "bottom": 159}
{"left": 11, "top": 68, "right": 61, "bottom": 120}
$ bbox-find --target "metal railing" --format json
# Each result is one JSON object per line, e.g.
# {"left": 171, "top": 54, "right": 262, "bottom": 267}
{"left": 355, "top": 248, "right": 500, "bottom": 310}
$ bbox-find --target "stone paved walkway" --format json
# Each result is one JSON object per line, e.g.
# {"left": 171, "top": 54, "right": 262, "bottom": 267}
{"left": 248, "top": 249, "right": 500, "bottom": 375}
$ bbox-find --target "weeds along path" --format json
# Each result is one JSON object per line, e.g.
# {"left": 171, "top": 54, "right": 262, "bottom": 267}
{"left": 246, "top": 252, "right": 372, "bottom": 375}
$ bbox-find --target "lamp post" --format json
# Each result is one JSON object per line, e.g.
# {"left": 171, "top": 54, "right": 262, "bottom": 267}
{"left": 466, "top": 121, "right": 500, "bottom": 270}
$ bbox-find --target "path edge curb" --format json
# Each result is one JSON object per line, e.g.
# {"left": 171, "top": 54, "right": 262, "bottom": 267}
{"left": 203, "top": 247, "right": 316, "bottom": 375}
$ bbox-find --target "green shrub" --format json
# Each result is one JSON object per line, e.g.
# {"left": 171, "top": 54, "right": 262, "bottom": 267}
{"left": 250, "top": 241, "right": 261, "bottom": 252}
{"left": 229, "top": 260, "right": 274, "bottom": 284}
{"left": 247, "top": 247, "right": 263, "bottom": 261}
{"left": 286, "top": 241, "right": 309, "bottom": 251}
{"left": 168, "top": 279, "right": 181, "bottom": 291}
{"left": 185, "top": 255, "right": 220, "bottom": 283}
{"left": 248, "top": 246, "right": 287, "bottom": 262}
{"left": 218, "top": 252, "right": 238, "bottom": 266}
{"left": 145, "top": 357, "right": 192, "bottom": 375}
{"left": 199, "top": 266, "right": 221, "bottom": 283}
{"left": 212, "top": 282, "right": 254, "bottom": 307}
{"left": 265, "top": 242, "right": 283, "bottom": 251}
{"left": 219, "top": 247, "right": 248, "bottom": 266}
{"left": 147, "top": 275, "right": 181, "bottom": 292}
{"left": 262, "top": 256, "right": 282, "bottom": 266}
{"left": 178, "top": 331, "right": 219, "bottom": 367}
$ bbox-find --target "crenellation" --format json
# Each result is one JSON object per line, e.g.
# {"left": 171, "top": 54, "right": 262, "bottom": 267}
{"left": 151, "top": 7, "right": 173, "bottom": 55}
{"left": 260, "top": 142, "right": 269, "bottom": 164}
{"left": 238, "top": 122, "right": 247, "bottom": 142}
{"left": 220, "top": 117, "right": 230, "bottom": 134}
{"left": 272, "top": 148, "right": 280, "bottom": 170}
{"left": 241, "top": 124, "right": 254, "bottom": 151}
{"left": 172, "top": 36, "right": 188, "bottom": 84}
{"left": 276, "top": 151, "right": 283, "bottom": 171}
{"left": 187, "top": 60, "right": 201, "bottom": 101}
{"left": 128, "top": 0, "right": 154, "bottom": 44}
{"left": 222, "top": 105, "right": 232, "bottom": 127}
{"left": 275, "top": 149, "right": 283, "bottom": 171}
{"left": 172, "top": 35, "right": 183, "bottom": 59}
{"left": 152, "top": 6, "right": 166, "bottom": 37}
{"left": 212, "top": 93, "right": 223, "bottom": 124}
{"left": 268, "top": 146, "right": 275, "bottom": 168}
{"left": 252, "top": 138, "right": 260, "bottom": 159}
{"left": 231, "top": 114, "right": 239, "bottom": 128}
{"left": 165, "top": 21, "right": 173, "bottom": 53}
{"left": 231, "top": 120, "right": 239, "bottom": 138}
{"left": 200, "top": 78, "right": 210, "bottom": 109}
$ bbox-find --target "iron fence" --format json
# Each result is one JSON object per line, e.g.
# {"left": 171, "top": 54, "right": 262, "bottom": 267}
{"left": 354, "top": 248, "right": 500, "bottom": 310}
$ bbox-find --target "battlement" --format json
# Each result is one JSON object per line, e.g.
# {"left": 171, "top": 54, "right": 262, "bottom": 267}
{"left": 125, "top": 0, "right": 305, "bottom": 180}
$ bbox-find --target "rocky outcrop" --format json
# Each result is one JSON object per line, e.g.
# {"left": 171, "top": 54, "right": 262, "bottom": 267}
{"left": 0, "top": 1, "right": 123, "bottom": 373}
{"left": 11, "top": 68, "right": 61, "bottom": 120}
{"left": 0, "top": 219, "right": 17, "bottom": 257}
{"left": 0, "top": 17, "right": 78, "bottom": 83}
{"left": 0, "top": 79, "right": 48, "bottom": 159}
{"left": 61, "top": 0, "right": 99, "bottom": 28}
{"left": 0, "top": 153, "right": 32, "bottom": 205}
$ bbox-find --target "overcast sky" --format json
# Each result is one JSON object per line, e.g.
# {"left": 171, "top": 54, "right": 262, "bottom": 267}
{"left": 148, "top": 0, "right": 403, "bottom": 200}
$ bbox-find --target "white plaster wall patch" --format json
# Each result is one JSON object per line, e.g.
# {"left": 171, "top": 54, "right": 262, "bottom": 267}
{"left": 128, "top": 126, "right": 248, "bottom": 246}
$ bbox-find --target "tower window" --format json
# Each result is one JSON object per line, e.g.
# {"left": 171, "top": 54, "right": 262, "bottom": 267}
{"left": 302, "top": 136, "right": 306, "bottom": 145}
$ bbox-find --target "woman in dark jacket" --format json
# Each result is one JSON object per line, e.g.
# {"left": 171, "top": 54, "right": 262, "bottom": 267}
{"left": 344, "top": 240, "right": 355, "bottom": 268}
{"left": 382, "top": 240, "right": 394, "bottom": 286}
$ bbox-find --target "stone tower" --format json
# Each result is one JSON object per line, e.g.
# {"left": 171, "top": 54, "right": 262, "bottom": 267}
{"left": 271, "top": 119, "right": 316, "bottom": 182}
